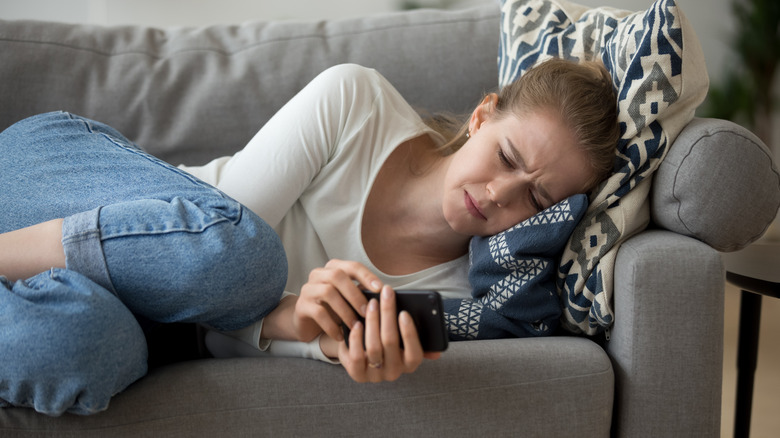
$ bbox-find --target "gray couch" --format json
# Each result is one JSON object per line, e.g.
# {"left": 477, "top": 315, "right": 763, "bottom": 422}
{"left": 1, "top": 4, "right": 779, "bottom": 437}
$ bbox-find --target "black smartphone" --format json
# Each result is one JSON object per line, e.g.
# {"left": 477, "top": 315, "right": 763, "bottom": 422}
{"left": 342, "top": 290, "right": 448, "bottom": 352}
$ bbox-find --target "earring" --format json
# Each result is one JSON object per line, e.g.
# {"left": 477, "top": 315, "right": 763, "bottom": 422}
{"left": 466, "top": 131, "right": 471, "bottom": 138}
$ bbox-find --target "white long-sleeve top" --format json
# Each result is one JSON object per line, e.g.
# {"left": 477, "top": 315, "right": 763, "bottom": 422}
{"left": 180, "top": 64, "right": 470, "bottom": 358}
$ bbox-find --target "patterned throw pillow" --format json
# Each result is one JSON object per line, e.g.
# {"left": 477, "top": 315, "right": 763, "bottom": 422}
{"left": 497, "top": 0, "right": 709, "bottom": 335}
{"left": 444, "top": 194, "right": 588, "bottom": 340}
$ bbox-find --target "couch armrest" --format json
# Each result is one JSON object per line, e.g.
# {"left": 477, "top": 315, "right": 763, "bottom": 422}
{"left": 652, "top": 118, "right": 780, "bottom": 252}
{"left": 607, "top": 230, "right": 724, "bottom": 437}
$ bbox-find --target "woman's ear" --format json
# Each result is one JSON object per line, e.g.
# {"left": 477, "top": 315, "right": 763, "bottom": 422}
{"left": 468, "top": 93, "right": 499, "bottom": 136}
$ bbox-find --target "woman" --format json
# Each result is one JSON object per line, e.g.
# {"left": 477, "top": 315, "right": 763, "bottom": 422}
{"left": 0, "top": 59, "right": 618, "bottom": 415}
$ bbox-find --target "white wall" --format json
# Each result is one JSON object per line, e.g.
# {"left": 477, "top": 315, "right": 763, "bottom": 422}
{"left": 578, "top": 0, "right": 734, "bottom": 87}
{"left": 0, "top": 0, "right": 402, "bottom": 24}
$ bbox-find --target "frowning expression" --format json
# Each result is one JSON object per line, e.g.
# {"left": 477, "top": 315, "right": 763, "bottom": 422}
{"left": 442, "top": 100, "right": 594, "bottom": 237}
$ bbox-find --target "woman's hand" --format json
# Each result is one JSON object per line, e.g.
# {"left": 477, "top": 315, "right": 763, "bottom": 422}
{"left": 337, "top": 286, "right": 441, "bottom": 383}
{"left": 294, "top": 259, "right": 382, "bottom": 342}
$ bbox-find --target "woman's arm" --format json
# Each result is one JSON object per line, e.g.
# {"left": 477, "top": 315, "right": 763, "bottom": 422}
{"left": 259, "top": 259, "right": 379, "bottom": 342}
{"left": 190, "top": 66, "right": 385, "bottom": 349}
{"left": 208, "top": 258, "right": 380, "bottom": 356}
{"left": 183, "top": 65, "right": 381, "bottom": 228}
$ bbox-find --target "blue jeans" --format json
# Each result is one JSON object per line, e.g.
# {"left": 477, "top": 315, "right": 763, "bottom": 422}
{"left": 0, "top": 112, "right": 287, "bottom": 415}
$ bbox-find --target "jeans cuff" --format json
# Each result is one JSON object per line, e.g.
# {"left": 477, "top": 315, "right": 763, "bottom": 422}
{"left": 62, "top": 207, "right": 116, "bottom": 294}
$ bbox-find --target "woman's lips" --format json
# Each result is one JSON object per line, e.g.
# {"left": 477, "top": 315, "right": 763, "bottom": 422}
{"left": 464, "top": 191, "right": 487, "bottom": 221}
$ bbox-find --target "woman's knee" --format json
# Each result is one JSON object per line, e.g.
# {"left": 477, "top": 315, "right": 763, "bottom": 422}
{"left": 0, "top": 270, "right": 147, "bottom": 416}
{"left": 190, "top": 207, "right": 288, "bottom": 329}
{"left": 100, "top": 200, "right": 288, "bottom": 330}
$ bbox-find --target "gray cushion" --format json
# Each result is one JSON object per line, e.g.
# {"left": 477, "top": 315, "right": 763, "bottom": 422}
{"left": 0, "top": 7, "right": 500, "bottom": 166}
{"left": 651, "top": 117, "right": 780, "bottom": 251}
{"left": 0, "top": 337, "right": 613, "bottom": 436}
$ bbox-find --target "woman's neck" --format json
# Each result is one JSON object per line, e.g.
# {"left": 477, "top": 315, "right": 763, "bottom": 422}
{"left": 361, "top": 135, "right": 469, "bottom": 275}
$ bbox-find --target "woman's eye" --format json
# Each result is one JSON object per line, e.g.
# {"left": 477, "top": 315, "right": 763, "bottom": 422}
{"left": 497, "top": 149, "right": 513, "bottom": 168}
{"left": 530, "top": 192, "right": 543, "bottom": 212}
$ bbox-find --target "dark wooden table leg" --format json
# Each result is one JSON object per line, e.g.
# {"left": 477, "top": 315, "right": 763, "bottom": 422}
{"left": 734, "top": 290, "right": 762, "bottom": 438}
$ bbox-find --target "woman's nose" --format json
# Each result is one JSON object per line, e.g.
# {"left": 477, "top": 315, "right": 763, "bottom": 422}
{"left": 488, "top": 177, "right": 524, "bottom": 208}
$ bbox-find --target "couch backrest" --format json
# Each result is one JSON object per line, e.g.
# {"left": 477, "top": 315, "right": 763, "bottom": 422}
{"left": 0, "top": 5, "right": 501, "bottom": 165}
{"left": 1, "top": 4, "right": 778, "bottom": 252}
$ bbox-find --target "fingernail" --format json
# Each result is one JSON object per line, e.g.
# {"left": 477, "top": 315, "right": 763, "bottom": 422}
{"left": 370, "top": 280, "right": 382, "bottom": 291}
{"left": 368, "top": 298, "right": 378, "bottom": 312}
{"left": 399, "top": 310, "right": 411, "bottom": 324}
{"left": 382, "top": 286, "right": 392, "bottom": 300}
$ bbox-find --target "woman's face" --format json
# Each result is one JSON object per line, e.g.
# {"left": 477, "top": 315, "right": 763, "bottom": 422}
{"left": 442, "top": 99, "right": 595, "bottom": 237}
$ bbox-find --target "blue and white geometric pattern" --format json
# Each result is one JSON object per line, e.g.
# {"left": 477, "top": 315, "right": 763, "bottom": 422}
{"left": 445, "top": 301, "right": 483, "bottom": 340}
{"left": 443, "top": 195, "right": 588, "bottom": 340}
{"left": 484, "top": 259, "right": 548, "bottom": 311}
{"left": 488, "top": 200, "right": 579, "bottom": 269}
{"left": 497, "top": 0, "right": 709, "bottom": 335}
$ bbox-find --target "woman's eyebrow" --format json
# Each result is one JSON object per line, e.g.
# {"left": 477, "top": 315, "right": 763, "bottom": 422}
{"left": 506, "top": 138, "right": 553, "bottom": 206}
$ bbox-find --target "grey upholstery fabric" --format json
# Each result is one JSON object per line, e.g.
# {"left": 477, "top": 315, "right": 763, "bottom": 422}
{"left": 652, "top": 118, "right": 780, "bottom": 251}
{"left": 1, "top": 338, "right": 613, "bottom": 437}
{"left": 1, "top": 3, "right": 778, "bottom": 436}
{"left": 0, "top": 7, "right": 499, "bottom": 166}
{"left": 609, "top": 231, "right": 724, "bottom": 436}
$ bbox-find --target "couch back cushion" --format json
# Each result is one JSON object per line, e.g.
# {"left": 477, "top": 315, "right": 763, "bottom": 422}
{"left": 0, "top": 6, "right": 499, "bottom": 165}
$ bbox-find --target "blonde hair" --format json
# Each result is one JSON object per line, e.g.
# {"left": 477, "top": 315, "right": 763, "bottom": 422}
{"left": 427, "top": 58, "right": 619, "bottom": 191}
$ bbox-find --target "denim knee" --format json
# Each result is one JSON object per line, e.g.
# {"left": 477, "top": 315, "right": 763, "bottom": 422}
{"left": 0, "top": 269, "right": 147, "bottom": 416}
{"left": 153, "top": 206, "right": 289, "bottom": 330}
{"left": 100, "top": 201, "right": 288, "bottom": 331}
{"left": 209, "top": 208, "right": 289, "bottom": 328}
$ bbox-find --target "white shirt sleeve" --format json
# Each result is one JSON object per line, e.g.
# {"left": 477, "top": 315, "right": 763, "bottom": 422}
{"left": 208, "top": 290, "right": 297, "bottom": 352}
{"left": 205, "top": 330, "right": 339, "bottom": 364}
{"left": 180, "top": 64, "right": 384, "bottom": 229}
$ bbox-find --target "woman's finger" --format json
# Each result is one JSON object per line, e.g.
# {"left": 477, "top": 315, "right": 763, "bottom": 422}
{"left": 363, "top": 298, "right": 383, "bottom": 370}
{"left": 423, "top": 352, "right": 442, "bottom": 361}
{"left": 378, "top": 286, "right": 403, "bottom": 381}
{"left": 338, "top": 321, "right": 369, "bottom": 383}
{"left": 332, "top": 283, "right": 439, "bottom": 384}
{"left": 300, "top": 261, "right": 373, "bottom": 335}
{"left": 294, "top": 287, "right": 344, "bottom": 341}
{"left": 321, "top": 259, "right": 382, "bottom": 315}
{"left": 325, "top": 259, "right": 383, "bottom": 293}
{"left": 305, "top": 266, "right": 364, "bottom": 321}
{"left": 398, "top": 310, "right": 425, "bottom": 373}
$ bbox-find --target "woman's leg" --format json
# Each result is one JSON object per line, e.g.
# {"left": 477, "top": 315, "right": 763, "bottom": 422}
{"left": 0, "top": 219, "right": 65, "bottom": 282}
{"left": 0, "top": 269, "right": 147, "bottom": 416}
{"left": 0, "top": 112, "right": 287, "bottom": 415}
{"left": 0, "top": 111, "right": 287, "bottom": 330}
